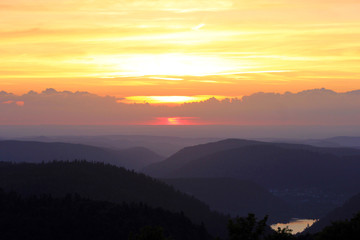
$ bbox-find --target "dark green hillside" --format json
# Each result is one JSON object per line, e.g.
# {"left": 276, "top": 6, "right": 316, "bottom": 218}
{"left": 163, "top": 178, "right": 294, "bottom": 223}
{"left": 313, "top": 212, "right": 360, "bottom": 240}
{"left": 0, "top": 140, "right": 163, "bottom": 170}
{"left": 0, "top": 189, "right": 211, "bottom": 240}
{"left": 0, "top": 161, "right": 228, "bottom": 237}
{"left": 305, "top": 193, "right": 360, "bottom": 234}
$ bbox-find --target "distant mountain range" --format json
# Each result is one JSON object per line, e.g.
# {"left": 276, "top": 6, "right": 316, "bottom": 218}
{"left": 15, "top": 135, "right": 220, "bottom": 156}
{"left": 0, "top": 161, "right": 228, "bottom": 238}
{"left": 0, "top": 140, "right": 163, "bottom": 170}
{"left": 269, "top": 136, "right": 360, "bottom": 149}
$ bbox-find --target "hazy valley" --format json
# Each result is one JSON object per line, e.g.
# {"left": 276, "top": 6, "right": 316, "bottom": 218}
{"left": 1, "top": 135, "right": 360, "bottom": 239}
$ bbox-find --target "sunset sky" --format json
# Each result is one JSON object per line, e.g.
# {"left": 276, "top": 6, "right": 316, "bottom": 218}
{"left": 1, "top": 0, "right": 360, "bottom": 105}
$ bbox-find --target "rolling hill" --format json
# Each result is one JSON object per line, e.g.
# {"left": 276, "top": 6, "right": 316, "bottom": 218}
{"left": 269, "top": 136, "right": 360, "bottom": 149}
{"left": 0, "top": 140, "right": 163, "bottom": 170}
{"left": 144, "top": 139, "right": 360, "bottom": 219}
{"left": 143, "top": 139, "right": 360, "bottom": 178}
{"left": 144, "top": 139, "right": 360, "bottom": 192}
{"left": 17, "top": 135, "right": 219, "bottom": 156}
{"left": 144, "top": 139, "right": 262, "bottom": 177}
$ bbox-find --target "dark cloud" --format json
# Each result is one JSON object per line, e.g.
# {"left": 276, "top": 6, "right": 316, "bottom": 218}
{"left": 0, "top": 88, "right": 360, "bottom": 126}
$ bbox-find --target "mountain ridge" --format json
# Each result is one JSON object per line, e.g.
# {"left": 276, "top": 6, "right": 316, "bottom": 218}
{"left": 0, "top": 140, "right": 163, "bottom": 170}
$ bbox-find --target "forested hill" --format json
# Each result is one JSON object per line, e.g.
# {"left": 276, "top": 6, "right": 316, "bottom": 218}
{"left": 305, "top": 193, "right": 360, "bottom": 234}
{"left": 144, "top": 138, "right": 360, "bottom": 178}
{"left": 0, "top": 140, "right": 163, "bottom": 170}
{"left": 0, "top": 189, "right": 211, "bottom": 240}
{"left": 144, "top": 139, "right": 360, "bottom": 193}
{"left": 143, "top": 139, "right": 262, "bottom": 176}
{"left": 0, "top": 161, "right": 228, "bottom": 238}
{"left": 163, "top": 178, "right": 294, "bottom": 223}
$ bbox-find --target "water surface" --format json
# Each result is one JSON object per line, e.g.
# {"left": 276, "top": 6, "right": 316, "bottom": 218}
{"left": 271, "top": 218, "right": 318, "bottom": 234}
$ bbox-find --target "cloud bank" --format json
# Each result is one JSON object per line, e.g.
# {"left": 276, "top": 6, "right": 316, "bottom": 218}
{"left": 1, "top": 88, "right": 360, "bottom": 125}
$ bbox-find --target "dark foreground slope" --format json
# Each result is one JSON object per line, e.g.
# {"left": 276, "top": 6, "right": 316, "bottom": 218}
{"left": 0, "top": 161, "right": 228, "bottom": 237}
{"left": 314, "top": 213, "right": 360, "bottom": 240}
{"left": 0, "top": 189, "right": 211, "bottom": 240}
{"left": 0, "top": 140, "right": 163, "bottom": 170}
{"left": 305, "top": 193, "right": 360, "bottom": 234}
{"left": 163, "top": 178, "right": 294, "bottom": 223}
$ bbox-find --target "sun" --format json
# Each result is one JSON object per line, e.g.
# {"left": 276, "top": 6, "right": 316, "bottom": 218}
{"left": 150, "top": 117, "right": 200, "bottom": 125}
{"left": 167, "top": 117, "right": 181, "bottom": 125}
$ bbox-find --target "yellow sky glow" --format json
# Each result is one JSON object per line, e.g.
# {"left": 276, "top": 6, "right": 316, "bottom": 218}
{"left": 121, "top": 95, "right": 230, "bottom": 104}
{"left": 1, "top": 0, "right": 360, "bottom": 104}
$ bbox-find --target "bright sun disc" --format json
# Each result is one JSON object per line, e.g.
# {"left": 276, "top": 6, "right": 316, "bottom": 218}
{"left": 153, "top": 117, "right": 199, "bottom": 125}
{"left": 167, "top": 117, "right": 180, "bottom": 125}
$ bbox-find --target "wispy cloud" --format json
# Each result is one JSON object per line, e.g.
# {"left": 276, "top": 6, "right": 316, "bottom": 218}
{"left": 1, "top": 0, "right": 360, "bottom": 96}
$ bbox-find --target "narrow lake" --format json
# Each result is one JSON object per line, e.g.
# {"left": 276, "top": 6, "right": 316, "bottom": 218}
{"left": 271, "top": 218, "right": 318, "bottom": 234}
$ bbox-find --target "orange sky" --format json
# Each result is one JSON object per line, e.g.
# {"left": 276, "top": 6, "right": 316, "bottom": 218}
{"left": 1, "top": 0, "right": 360, "bottom": 104}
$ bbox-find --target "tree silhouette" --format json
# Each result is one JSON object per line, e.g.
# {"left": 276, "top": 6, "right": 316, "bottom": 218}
{"left": 128, "top": 226, "right": 172, "bottom": 240}
{"left": 228, "top": 213, "right": 268, "bottom": 240}
{"left": 265, "top": 227, "right": 295, "bottom": 240}
{"left": 315, "top": 213, "right": 360, "bottom": 240}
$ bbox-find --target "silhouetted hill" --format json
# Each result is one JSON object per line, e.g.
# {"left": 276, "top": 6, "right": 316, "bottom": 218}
{"left": 18, "top": 135, "right": 219, "bottom": 156}
{"left": 305, "top": 193, "right": 360, "bottom": 234}
{"left": 269, "top": 136, "right": 360, "bottom": 149}
{"left": 143, "top": 139, "right": 360, "bottom": 177}
{"left": 170, "top": 146, "right": 358, "bottom": 190}
{"left": 118, "top": 146, "right": 164, "bottom": 169}
{"left": 0, "top": 189, "right": 211, "bottom": 240}
{"left": 144, "top": 139, "right": 360, "bottom": 192}
{"left": 144, "top": 139, "right": 360, "bottom": 219}
{"left": 0, "top": 161, "right": 228, "bottom": 237}
{"left": 143, "top": 139, "right": 261, "bottom": 176}
{"left": 324, "top": 136, "right": 360, "bottom": 148}
{"left": 163, "top": 178, "right": 294, "bottom": 223}
{"left": 0, "top": 140, "right": 163, "bottom": 170}
{"left": 312, "top": 213, "right": 360, "bottom": 240}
